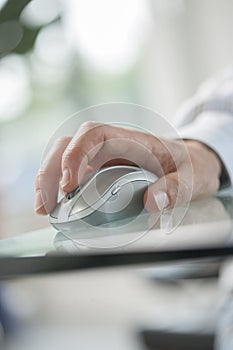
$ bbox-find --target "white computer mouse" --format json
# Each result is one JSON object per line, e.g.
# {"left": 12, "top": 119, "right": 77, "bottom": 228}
{"left": 49, "top": 165, "right": 158, "bottom": 231}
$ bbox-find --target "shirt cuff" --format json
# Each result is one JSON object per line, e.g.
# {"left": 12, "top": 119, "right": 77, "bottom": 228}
{"left": 177, "top": 111, "right": 233, "bottom": 190}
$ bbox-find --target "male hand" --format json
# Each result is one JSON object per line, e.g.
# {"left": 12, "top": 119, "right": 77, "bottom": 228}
{"left": 35, "top": 122, "right": 221, "bottom": 215}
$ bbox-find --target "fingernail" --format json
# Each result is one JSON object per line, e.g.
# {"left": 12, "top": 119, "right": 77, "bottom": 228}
{"left": 154, "top": 191, "right": 169, "bottom": 211}
{"left": 35, "top": 190, "right": 47, "bottom": 211}
{"left": 61, "top": 168, "right": 70, "bottom": 188}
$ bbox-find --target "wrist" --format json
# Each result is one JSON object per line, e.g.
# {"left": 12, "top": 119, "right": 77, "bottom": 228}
{"left": 184, "top": 139, "right": 222, "bottom": 188}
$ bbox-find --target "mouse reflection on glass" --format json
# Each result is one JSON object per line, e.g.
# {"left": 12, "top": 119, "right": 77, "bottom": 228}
{"left": 35, "top": 104, "right": 224, "bottom": 236}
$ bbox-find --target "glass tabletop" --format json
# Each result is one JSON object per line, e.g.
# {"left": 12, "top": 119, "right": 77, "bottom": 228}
{"left": 0, "top": 193, "right": 232, "bottom": 277}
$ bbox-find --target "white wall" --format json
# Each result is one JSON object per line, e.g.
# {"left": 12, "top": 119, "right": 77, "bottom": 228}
{"left": 141, "top": 0, "right": 233, "bottom": 120}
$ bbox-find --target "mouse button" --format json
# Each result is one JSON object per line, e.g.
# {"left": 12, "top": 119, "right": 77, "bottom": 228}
{"left": 68, "top": 182, "right": 106, "bottom": 216}
{"left": 66, "top": 186, "right": 82, "bottom": 200}
{"left": 69, "top": 193, "right": 90, "bottom": 216}
{"left": 49, "top": 207, "right": 59, "bottom": 219}
{"left": 49, "top": 197, "right": 72, "bottom": 222}
{"left": 111, "top": 185, "right": 121, "bottom": 195}
{"left": 50, "top": 200, "right": 63, "bottom": 219}
{"left": 98, "top": 180, "right": 146, "bottom": 217}
{"left": 98, "top": 183, "right": 134, "bottom": 214}
{"left": 69, "top": 185, "right": 113, "bottom": 217}
{"left": 94, "top": 166, "right": 136, "bottom": 196}
{"left": 120, "top": 169, "right": 158, "bottom": 184}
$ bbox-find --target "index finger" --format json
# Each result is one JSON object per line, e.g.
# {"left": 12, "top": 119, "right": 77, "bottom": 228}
{"left": 60, "top": 121, "right": 179, "bottom": 193}
{"left": 35, "top": 136, "right": 71, "bottom": 215}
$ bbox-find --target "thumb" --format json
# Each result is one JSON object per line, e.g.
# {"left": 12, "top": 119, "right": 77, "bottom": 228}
{"left": 144, "top": 172, "right": 190, "bottom": 212}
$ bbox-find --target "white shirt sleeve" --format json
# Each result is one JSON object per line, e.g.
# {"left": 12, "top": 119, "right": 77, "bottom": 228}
{"left": 174, "top": 66, "right": 233, "bottom": 188}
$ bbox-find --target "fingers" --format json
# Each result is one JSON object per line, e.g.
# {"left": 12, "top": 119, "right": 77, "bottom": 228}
{"left": 59, "top": 121, "right": 172, "bottom": 194}
{"left": 35, "top": 136, "right": 72, "bottom": 215}
{"left": 60, "top": 122, "right": 105, "bottom": 193}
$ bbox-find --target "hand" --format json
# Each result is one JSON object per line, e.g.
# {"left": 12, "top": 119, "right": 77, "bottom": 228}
{"left": 35, "top": 122, "right": 221, "bottom": 215}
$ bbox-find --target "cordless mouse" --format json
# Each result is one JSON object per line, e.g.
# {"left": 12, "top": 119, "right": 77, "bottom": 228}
{"left": 49, "top": 165, "right": 158, "bottom": 231}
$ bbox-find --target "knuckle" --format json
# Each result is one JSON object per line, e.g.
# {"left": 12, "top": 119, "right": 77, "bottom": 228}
{"left": 54, "top": 136, "right": 71, "bottom": 148}
{"left": 80, "top": 121, "right": 102, "bottom": 131}
{"left": 56, "top": 136, "right": 71, "bottom": 144}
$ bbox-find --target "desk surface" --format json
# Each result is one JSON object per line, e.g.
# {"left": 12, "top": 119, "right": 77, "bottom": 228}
{"left": 0, "top": 194, "right": 232, "bottom": 277}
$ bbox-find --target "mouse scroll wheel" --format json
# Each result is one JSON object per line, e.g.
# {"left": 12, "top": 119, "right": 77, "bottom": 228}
{"left": 66, "top": 186, "right": 82, "bottom": 200}
{"left": 111, "top": 185, "right": 121, "bottom": 195}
